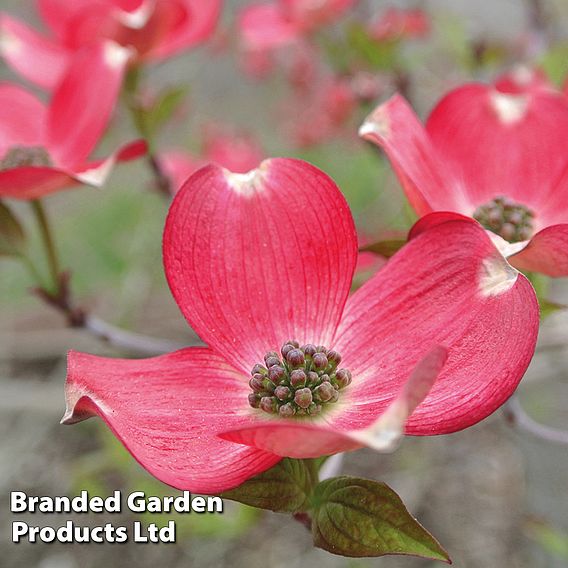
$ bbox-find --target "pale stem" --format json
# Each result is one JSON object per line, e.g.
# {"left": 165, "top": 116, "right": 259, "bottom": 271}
{"left": 503, "top": 395, "right": 568, "bottom": 446}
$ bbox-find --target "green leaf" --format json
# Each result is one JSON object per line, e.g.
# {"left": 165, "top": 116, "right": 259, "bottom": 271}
{"left": 0, "top": 201, "right": 26, "bottom": 256}
{"left": 347, "top": 23, "right": 399, "bottom": 70}
{"left": 360, "top": 238, "right": 406, "bottom": 258}
{"left": 311, "top": 476, "right": 450, "bottom": 562}
{"left": 143, "top": 87, "right": 187, "bottom": 141}
{"left": 539, "top": 43, "right": 568, "bottom": 87}
{"left": 221, "top": 458, "right": 318, "bottom": 513}
{"left": 524, "top": 517, "right": 568, "bottom": 560}
{"left": 539, "top": 299, "right": 567, "bottom": 320}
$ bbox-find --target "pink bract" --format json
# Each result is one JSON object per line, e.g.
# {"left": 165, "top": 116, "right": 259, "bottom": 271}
{"left": 159, "top": 125, "right": 265, "bottom": 193}
{"left": 0, "top": 41, "right": 145, "bottom": 200}
{"left": 368, "top": 7, "right": 430, "bottom": 42}
{"left": 239, "top": 0, "right": 356, "bottom": 51}
{"left": 360, "top": 77, "right": 568, "bottom": 276}
{"left": 63, "top": 159, "right": 538, "bottom": 493}
{"left": 0, "top": 0, "right": 222, "bottom": 90}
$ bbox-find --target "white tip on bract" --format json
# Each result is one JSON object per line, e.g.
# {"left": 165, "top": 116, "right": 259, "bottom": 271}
{"left": 223, "top": 160, "right": 269, "bottom": 197}
{"left": 73, "top": 159, "right": 115, "bottom": 187}
{"left": 0, "top": 27, "right": 20, "bottom": 56}
{"left": 115, "top": 0, "right": 154, "bottom": 29}
{"left": 359, "top": 109, "right": 391, "bottom": 140}
{"left": 490, "top": 91, "right": 529, "bottom": 125}
{"left": 103, "top": 40, "right": 134, "bottom": 68}
{"left": 350, "top": 346, "right": 448, "bottom": 452}
{"left": 479, "top": 252, "right": 518, "bottom": 297}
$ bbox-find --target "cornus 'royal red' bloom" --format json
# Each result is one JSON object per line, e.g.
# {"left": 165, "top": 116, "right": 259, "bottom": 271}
{"left": 0, "top": 41, "right": 145, "bottom": 200}
{"left": 360, "top": 79, "right": 568, "bottom": 277}
{"left": 0, "top": 0, "right": 222, "bottom": 90}
{"left": 159, "top": 125, "right": 264, "bottom": 193}
{"left": 63, "top": 159, "right": 538, "bottom": 493}
{"left": 368, "top": 7, "right": 430, "bottom": 42}
{"left": 239, "top": 0, "right": 356, "bottom": 51}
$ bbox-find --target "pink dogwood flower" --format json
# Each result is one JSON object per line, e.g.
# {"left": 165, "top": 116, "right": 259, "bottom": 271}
{"left": 360, "top": 78, "right": 568, "bottom": 277}
{"left": 368, "top": 7, "right": 430, "bottom": 42}
{"left": 63, "top": 158, "right": 538, "bottom": 493}
{"left": 0, "top": 41, "right": 145, "bottom": 200}
{"left": 159, "top": 125, "right": 264, "bottom": 193}
{"left": 0, "top": 0, "right": 222, "bottom": 91}
{"left": 239, "top": 0, "right": 356, "bottom": 52}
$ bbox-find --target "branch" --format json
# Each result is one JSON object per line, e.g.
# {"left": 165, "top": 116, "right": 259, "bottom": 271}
{"left": 503, "top": 395, "right": 568, "bottom": 446}
{"left": 83, "top": 314, "right": 187, "bottom": 355}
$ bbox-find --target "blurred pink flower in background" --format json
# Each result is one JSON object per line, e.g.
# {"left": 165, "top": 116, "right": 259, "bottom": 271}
{"left": 239, "top": 0, "right": 357, "bottom": 52}
{"left": 361, "top": 74, "right": 568, "bottom": 276}
{"left": 0, "top": 41, "right": 145, "bottom": 200}
{"left": 368, "top": 7, "right": 430, "bottom": 42}
{"left": 159, "top": 124, "right": 264, "bottom": 193}
{"left": 0, "top": 0, "right": 222, "bottom": 90}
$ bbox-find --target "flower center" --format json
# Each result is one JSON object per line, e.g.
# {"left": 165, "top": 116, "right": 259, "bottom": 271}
{"left": 0, "top": 146, "right": 52, "bottom": 170}
{"left": 248, "top": 341, "right": 352, "bottom": 418}
{"left": 473, "top": 196, "right": 535, "bottom": 243}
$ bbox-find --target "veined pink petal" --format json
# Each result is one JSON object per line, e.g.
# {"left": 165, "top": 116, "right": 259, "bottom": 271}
{"left": 38, "top": 0, "right": 102, "bottom": 39}
{"left": 408, "top": 211, "right": 477, "bottom": 241}
{"left": 509, "top": 224, "right": 568, "bottom": 277}
{"left": 0, "top": 167, "right": 76, "bottom": 200}
{"left": 0, "top": 140, "right": 146, "bottom": 200}
{"left": 359, "top": 94, "right": 462, "bottom": 216}
{"left": 63, "top": 348, "right": 281, "bottom": 494}
{"left": 149, "top": 0, "right": 222, "bottom": 59}
{"left": 332, "top": 219, "right": 539, "bottom": 435}
{"left": 47, "top": 41, "right": 132, "bottom": 168}
{"left": 63, "top": 1, "right": 186, "bottom": 57}
{"left": 0, "top": 14, "right": 70, "bottom": 90}
{"left": 158, "top": 150, "right": 205, "bottom": 193}
{"left": 220, "top": 346, "right": 448, "bottom": 458}
{"left": 69, "top": 139, "right": 147, "bottom": 187}
{"left": 0, "top": 83, "right": 47, "bottom": 157}
{"left": 239, "top": 4, "right": 300, "bottom": 50}
{"left": 163, "top": 159, "right": 358, "bottom": 375}
{"left": 494, "top": 66, "right": 554, "bottom": 94}
{"left": 426, "top": 84, "right": 568, "bottom": 213}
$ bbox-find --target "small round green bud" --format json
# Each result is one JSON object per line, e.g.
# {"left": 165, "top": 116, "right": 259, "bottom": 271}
{"left": 248, "top": 393, "right": 260, "bottom": 408}
{"left": 251, "top": 364, "right": 268, "bottom": 376}
{"left": 265, "top": 355, "right": 281, "bottom": 368}
{"left": 260, "top": 396, "right": 278, "bottom": 414}
{"left": 281, "top": 343, "right": 295, "bottom": 359}
{"left": 279, "top": 403, "right": 296, "bottom": 417}
{"left": 262, "top": 378, "right": 276, "bottom": 393}
{"left": 327, "top": 350, "right": 341, "bottom": 366}
{"left": 290, "top": 369, "right": 307, "bottom": 388}
{"left": 274, "top": 385, "right": 291, "bottom": 401}
{"left": 286, "top": 348, "right": 305, "bottom": 368}
{"left": 294, "top": 388, "right": 313, "bottom": 409}
{"left": 314, "top": 382, "right": 334, "bottom": 402}
{"left": 307, "top": 403, "right": 322, "bottom": 416}
{"left": 335, "top": 368, "right": 352, "bottom": 389}
{"left": 302, "top": 344, "right": 317, "bottom": 357}
{"left": 312, "top": 352, "right": 328, "bottom": 371}
{"left": 249, "top": 376, "right": 264, "bottom": 392}
{"left": 307, "top": 371, "right": 319, "bottom": 386}
{"left": 268, "top": 365, "right": 286, "bottom": 383}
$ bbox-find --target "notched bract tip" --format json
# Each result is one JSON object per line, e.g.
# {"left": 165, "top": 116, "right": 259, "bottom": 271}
{"left": 223, "top": 160, "right": 270, "bottom": 196}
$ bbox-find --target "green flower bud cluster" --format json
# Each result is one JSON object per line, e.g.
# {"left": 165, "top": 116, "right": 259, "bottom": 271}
{"left": 0, "top": 146, "right": 52, "bottom": 170}
{"left": 248, "top": 340, "right": 352, "bottom": 418}
{"left": 473, "top": 195, "right": 535, "bottom": 243}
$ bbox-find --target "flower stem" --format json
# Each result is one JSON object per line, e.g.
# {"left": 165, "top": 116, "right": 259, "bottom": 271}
{"left": 503, "top": 395, "right": 568, "bottom": 446}
{"left": 31, "top": 199, "right": 61, "bottom": 294}
{"left": 123, "top": 66, "right": 171, "bottom": 197}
